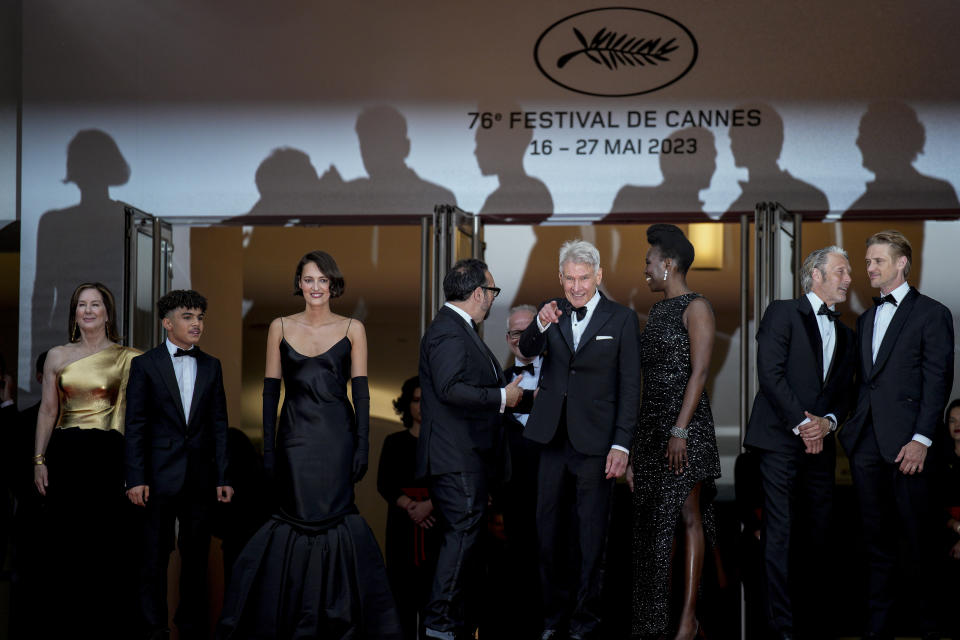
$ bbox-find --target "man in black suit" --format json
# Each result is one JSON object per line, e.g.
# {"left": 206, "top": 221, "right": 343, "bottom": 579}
{"left": 518, "top": 239, "right": 640, "bottom": 640}
{"left": 417, "top": 259, "right": 524, "bottom": 640}
{"left": 124, "top": 290, "right": 233, "bottom": 640}
{"left": 839, "top": 230, "right": 954, "bottom": 640}
{"left": 744, "top": 246, "right": 857, "bottom": 640}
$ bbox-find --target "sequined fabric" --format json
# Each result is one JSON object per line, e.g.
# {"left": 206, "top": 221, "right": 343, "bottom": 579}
{"left": 631, "top": 293, "right": 721, "bottom": 638}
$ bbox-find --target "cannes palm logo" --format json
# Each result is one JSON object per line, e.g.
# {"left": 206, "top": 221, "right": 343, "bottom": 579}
{"left": 534, "top": 8, "right": 698, "bottom": 97}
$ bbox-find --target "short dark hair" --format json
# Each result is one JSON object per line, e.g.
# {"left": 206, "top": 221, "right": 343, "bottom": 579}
{"left": 293, "top": 251, "right": 345, "bottom": 298}
{"left": 647, "top": 224, "right": 696, "bottom": 274}
{"left": 68, "top": 282, "right": 120, "bottom": 343}
{"left": 443, "top": 258, "right": 488, "bottom": 302}
{"left": 158, "top": 290, "right": 208, "bottom": 318}
{"left": 392, "top": 375, "right": 420, "bottom": 429}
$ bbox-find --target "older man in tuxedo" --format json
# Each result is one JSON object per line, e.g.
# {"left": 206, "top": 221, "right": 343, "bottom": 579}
{"left": 744, "top": 246, "right": 857, "bottom": 640}
{"left": 839, "top": 230, "right": 954, "bottom": 640}
{"left": 417, "top": 258, "right": 524, "bottom": 640}
{"left": 518, "top": 239, "right": 639, "bottom": 640}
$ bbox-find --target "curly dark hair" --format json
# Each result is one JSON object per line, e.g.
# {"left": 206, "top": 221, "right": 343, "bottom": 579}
{"left": 647, "top": 223, "right": 695, "bottom": 275}
{"left": 157, "top": 290, "right": 208, "bottom": 318}
{"left": 293, "top": 251, "right": 345, "bottom": 298}
{"left": 392, "top": 375, "right": 420, "bottom": 429}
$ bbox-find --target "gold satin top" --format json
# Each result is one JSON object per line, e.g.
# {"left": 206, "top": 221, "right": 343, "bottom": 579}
{"left": 55, "top": 344, "right": 141, "bottom": 434}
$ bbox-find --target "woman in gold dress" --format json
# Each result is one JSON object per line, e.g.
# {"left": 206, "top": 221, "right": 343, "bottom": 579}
{"left": 32, "top": 282, "right": 140, "bottom": 639}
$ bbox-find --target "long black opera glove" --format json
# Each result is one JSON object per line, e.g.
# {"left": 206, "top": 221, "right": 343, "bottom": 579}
{"left": 351, "top": 376, "right": 370, "bottom": 483}
{"left": 262, "top": 377, "right": 281, "bottom": 480}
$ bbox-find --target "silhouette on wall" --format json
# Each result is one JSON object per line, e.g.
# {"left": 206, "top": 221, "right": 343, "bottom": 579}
{"left": 603, "top": 127, "right": 718, "bottom": 308}
{"left": 31, "top": 130, "right": 129, "bottom": 393}
{"left": 724, "top": 103, "right": 829, "bottom": 217}
{"left": 474, "top": 104, "right": 553, "bottom": 222}
{"left": 841, "top": 102, "right": 954, "bottom": 311}
{"left": 609, "top": 127, "right": 717, "bottom": 218}
{"left": 247, "top": 147, "right": 345, "bottom": 218}
{"left": 345, "top": 105, "right": 457, "bottom": 215}
{"left": 848, "top": 101, "right": 959, "bottom": 213}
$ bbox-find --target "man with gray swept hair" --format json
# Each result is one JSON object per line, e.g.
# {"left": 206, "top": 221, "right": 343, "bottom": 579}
{"left": 743, "top": 246, "right": 857, "bottom": 639}
{"left": 518, "top": 239, "right": 640, "bottom": 640}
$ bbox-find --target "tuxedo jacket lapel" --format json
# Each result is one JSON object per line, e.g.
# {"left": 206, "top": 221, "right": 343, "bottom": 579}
{"left": 558, "top": 312, "right": 575, "bottom": 355}
{"left": 154, "top": 347, "right": 187, "bottom": 427}
{"left": 825, "top": 323, "right": 847, "bottom": 384}
{"left": 577, "top": 297, "right": 611, "bottom": 351}
{"left": 798, "top": 297, "right": 824, "bottom": 385}
{"left": 187, "top": 352, "right": 211, "bottom": 428}
{"left": 870, "top": 287, "right": 918, "bottom": 378}
{"left": 444, "top": 307, "right": 504, "bottom": 385}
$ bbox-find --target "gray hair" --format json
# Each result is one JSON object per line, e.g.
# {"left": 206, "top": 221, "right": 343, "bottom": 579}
{"left": 507, "top": 304, "right": 537, "bottom": 329}
{"left": 800, "top": 245, "right": 848, "bottom": 293}
{"left": 558, "top": 239, "right": 600, "bottom": 272}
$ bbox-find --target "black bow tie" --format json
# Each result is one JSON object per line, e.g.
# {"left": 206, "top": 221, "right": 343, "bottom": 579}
{"left": 817, "top": 303, "right": 841, "bottom": 322}
{"left": 563, "top": 303, "right": 587, "bottom": 321}
{"left": 513, "top": 362, "right": 535, "bottom": 377}
{"left": 174, "top": 347, "right": 199, "bottom": 358}
{"left": 872, "top": 294, "right": 898, "bottom": 307}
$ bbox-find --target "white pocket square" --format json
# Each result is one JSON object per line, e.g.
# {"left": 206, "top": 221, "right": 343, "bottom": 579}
{"left": 596, "top": 335, "right": 614, "bottom": 340}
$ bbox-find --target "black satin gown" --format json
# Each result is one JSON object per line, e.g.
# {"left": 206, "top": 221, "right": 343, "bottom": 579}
{"left": 218, "top": 337, "right": 401, "bottom": 639}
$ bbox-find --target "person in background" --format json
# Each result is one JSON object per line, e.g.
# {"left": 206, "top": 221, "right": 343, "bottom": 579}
{"left": 498, "top": 304, "right": 542, "bottom": 637}
{"left": 378, "top": 375, "right": 441, "bottom": 640}
{"left": 935, "top": 399, "right": 960, "bottom": 639}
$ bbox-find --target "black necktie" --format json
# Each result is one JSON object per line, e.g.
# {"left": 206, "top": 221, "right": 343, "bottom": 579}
{"left": 872, "top": 294, "right": 897, "bottom": 307}
{"left": 174, "top": 347, "right": 199, "bottom": 358}
{"left": 513, "top": 362, "right": 535, "bottom": 377}
{"left": 470, "top": 319, "right": 479, "bottom": 333}
{"left": 817, "top": 303, "right": 841, "bottom": 322}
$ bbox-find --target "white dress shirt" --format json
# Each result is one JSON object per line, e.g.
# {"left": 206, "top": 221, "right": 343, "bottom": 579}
{"left": 444, "top": 302, "right": 506, "bottom": 413}
{"left": 870, "top": 282, "right": 930, "bottom": 447}
{"left": 793, "top": 292, "right": 838, "bottom": 434}
{"left": 166, "top": 338, "right": 197, "bottom": 421}
{"left": 509, "top": 355, "right": 542, "bottom": 427}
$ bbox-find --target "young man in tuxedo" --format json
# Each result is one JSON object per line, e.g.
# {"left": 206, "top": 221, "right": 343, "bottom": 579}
{"left": 417, "top": 259, "right": 524, "bottom": 640}
{"left": 124, "top": 290, "right": 233, "bottom": 640}
{"left": 518, "top": 239, "right": 640, "bottom": 640}
{"left": 838, "top": 230, "right": 954, "bottom": 640}
{"left": 743, "top": 246, "right": 857, "bottom": 640}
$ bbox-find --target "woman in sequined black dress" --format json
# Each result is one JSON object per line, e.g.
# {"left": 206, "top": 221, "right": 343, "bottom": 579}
{"left": 627, "top": 224, "right": 721, "bottom": 640}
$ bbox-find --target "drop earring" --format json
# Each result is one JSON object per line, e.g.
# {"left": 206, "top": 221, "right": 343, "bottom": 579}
{"left": 663, "top": 270, "right": 668, "bottom": 281}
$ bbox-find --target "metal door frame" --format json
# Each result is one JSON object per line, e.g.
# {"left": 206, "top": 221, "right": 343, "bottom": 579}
{"left": 420, "top": 204, "right": 483, "bottom": 337}
{"left": 124, "top": 205, "right": 173, "bottom": 350}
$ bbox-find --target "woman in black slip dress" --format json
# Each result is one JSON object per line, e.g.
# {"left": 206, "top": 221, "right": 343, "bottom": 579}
{"left": 218, "top": 251, "right": 401, "bottom": 639}
{"left": 627, "top": 224, "right": 721, "bottom": 640}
